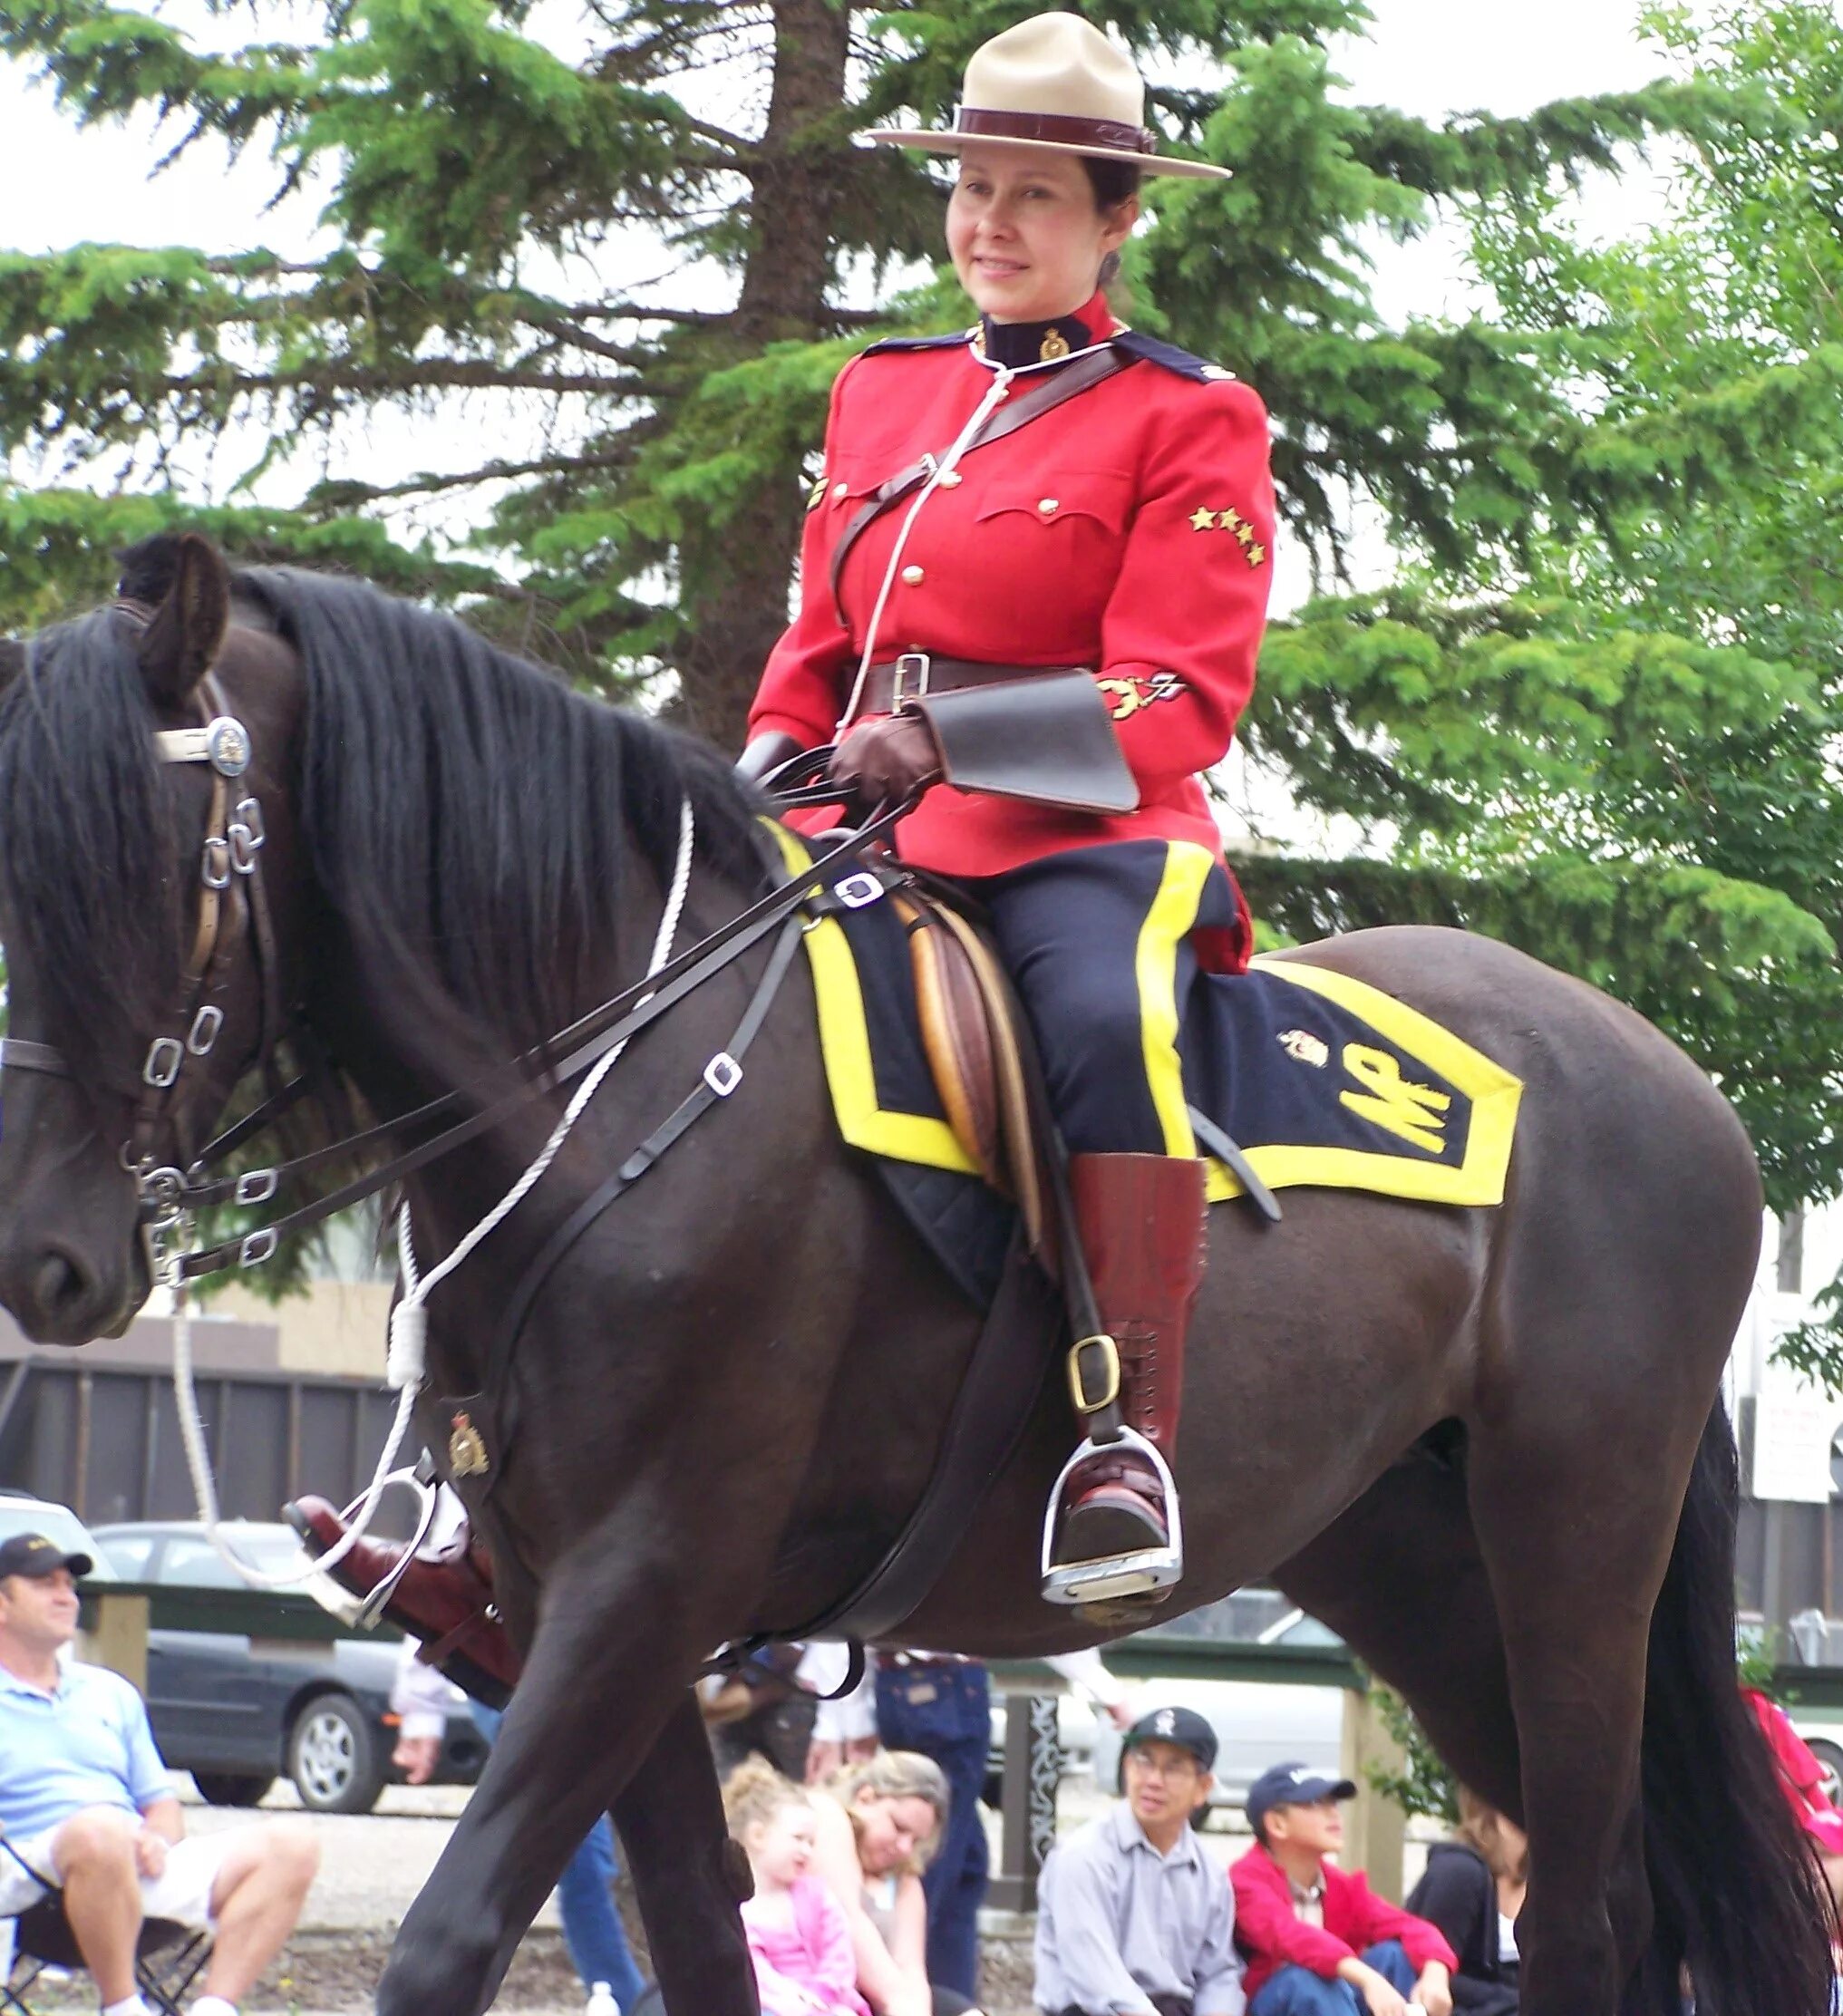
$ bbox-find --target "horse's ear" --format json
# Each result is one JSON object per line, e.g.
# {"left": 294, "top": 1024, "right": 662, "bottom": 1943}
{"left": 135, "top": 531, "right": 229, "bottom": 709}
{"left": 0, "top": 638, "right": 24, "bottom": 701}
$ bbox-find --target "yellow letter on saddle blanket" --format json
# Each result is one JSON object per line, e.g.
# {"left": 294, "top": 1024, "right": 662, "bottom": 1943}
{"left": 1339, "top": 1044, "right": 1451, "bottom": 1154}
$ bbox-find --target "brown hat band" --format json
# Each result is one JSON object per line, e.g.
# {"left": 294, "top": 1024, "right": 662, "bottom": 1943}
{"left": 953, "top": 106, "right": 1159, "bottom": 156}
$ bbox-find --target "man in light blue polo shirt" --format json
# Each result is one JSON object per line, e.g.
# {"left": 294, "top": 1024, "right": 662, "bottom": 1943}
{"left": 0, "top": 1533, "right": 318, "bottom": 2016}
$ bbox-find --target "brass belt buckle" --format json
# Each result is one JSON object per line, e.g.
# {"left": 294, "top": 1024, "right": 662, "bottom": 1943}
{"left": 1067, "top": 1332, "right": 1121, "bottom": 1414}
{"left": 890, "top": 652, "right": 931, "bottom": 709}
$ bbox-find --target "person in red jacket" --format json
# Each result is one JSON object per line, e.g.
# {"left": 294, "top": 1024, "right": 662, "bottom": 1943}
{"left": 1742, "top": 1686, "right": 1843, "bottom": 1909}
{"left": 741, "top": 9, "right": 1275, "bottom": 1608}
{"left": 1230, "top": 1766, "right": 1455, "bottom": 2016}
{"left": 288, "top": 10, "right": 1274, "bottom": 1658}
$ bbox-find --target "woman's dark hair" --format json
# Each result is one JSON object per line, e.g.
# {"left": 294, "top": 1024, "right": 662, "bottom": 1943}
{"left": 1082, "top": 156, "right": 1144, "bottom": 209}
{"left": 1083, "top": 157, "right": 1143, "bottom": 293}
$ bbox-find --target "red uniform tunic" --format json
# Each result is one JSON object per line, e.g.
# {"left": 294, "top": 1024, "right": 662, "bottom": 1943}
{"left": 750, "top": 292, "right": 1276, "bottom": 962}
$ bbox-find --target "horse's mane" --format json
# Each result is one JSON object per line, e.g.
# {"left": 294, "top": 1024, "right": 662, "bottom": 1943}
{"left": 0, "top": 539, "right": 770, "bottom": 1094}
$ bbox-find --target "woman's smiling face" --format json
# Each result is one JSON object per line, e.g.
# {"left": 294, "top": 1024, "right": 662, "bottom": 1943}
{"left": 947, "top": 141, "right": 1137, "bottom": 325}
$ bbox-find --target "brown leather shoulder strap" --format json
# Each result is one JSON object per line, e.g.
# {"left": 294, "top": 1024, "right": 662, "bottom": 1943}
{"left": 829, "top": 346, "right": 1131, "bottom": 610}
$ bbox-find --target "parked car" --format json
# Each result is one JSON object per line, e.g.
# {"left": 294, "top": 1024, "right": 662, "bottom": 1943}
{"left": 29, "top": 1507, "right": 485, "bottom": 1814}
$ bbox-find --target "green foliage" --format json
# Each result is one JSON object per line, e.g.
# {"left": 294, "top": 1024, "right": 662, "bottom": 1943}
{"left": 1, "top": 0, "right": 1839, "bottom": 1337}
{"left": 1365, "top": 1680, "right": 1458, "bottom": 1826}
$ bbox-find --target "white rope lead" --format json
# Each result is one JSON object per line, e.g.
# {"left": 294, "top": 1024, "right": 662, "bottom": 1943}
{"left": 385, "top": 792, "right": 696, "bottom": 1387}
{"left": 175, "top": 795, "right": 697, "bottom": 1591}
{"left": 173, "top": 1287, "right": 422, "bottom": 1588}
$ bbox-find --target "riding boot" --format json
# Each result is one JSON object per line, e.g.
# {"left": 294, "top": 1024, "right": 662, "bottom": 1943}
{"left": 284, "top": 1495, "right": 520, "bottom": 1708}
{"left": 1043, "top": 1152, "right": 1209, "bottom": 1604}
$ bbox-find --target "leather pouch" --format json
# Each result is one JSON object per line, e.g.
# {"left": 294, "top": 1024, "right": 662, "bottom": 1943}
{"left": 907, "top": 670, "right": 1140, "bottom": 815}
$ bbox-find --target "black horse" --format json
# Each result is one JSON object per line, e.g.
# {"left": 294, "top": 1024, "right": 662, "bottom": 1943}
{"left": 0, "top": 533, "right": 1829, "bottom": 2016}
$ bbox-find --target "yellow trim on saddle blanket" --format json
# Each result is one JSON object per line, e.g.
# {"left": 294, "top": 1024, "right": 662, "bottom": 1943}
{"left": 770, "top": 824, "right": 1522, "bottom": 1211}
{"left": 1213, "top": 957, "right": 1524, "bottom": 1207}
{"left": 768, "top": 823, "right": 979, "bottom": 1175}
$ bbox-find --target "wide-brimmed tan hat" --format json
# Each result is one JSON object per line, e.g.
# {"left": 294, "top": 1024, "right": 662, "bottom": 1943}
{"left": 865, "top": 13, "right": 1231, "bottom": 181}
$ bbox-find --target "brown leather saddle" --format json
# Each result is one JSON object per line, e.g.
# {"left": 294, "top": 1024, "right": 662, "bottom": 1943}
{"left": 891, "top": 885, "right": 1052, "bottom": 1261}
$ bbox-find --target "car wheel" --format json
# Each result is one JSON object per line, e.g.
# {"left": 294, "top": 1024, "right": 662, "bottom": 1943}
{"left": 191, "top": 1771, "right": 276, "bottom": 1808}
{"left": 287, "top": 1693, "right": 383, "bottom": 1815}
{"left": 1808, "top": 1738, "right": 1843, "bottom": 1810}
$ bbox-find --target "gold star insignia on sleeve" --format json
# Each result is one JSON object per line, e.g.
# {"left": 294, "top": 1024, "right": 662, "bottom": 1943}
{"left": 1188, "top": 507, "right": 1218, "bottom": 532}
{"left": 1246, "top": 543, "right": 1266, "bottom": 567}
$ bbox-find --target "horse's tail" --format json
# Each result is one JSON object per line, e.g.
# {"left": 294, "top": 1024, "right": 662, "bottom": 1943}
{"left": 1625, "top": 1401, "right": 1838, "bottom": 2015}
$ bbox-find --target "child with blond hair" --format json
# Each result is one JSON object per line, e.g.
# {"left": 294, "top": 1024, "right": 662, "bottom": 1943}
{"left": 726, "top": 1757, "right": 871, "bottom": 2016}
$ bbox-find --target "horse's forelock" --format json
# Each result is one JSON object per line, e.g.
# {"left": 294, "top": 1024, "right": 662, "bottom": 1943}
{"left": 0, "top": 611, "right": 186, "bottom": 1093}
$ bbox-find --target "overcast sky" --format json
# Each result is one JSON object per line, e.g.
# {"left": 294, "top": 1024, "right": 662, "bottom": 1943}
{"left": 0, "top": 1, "right": 1673, "bottom": 263}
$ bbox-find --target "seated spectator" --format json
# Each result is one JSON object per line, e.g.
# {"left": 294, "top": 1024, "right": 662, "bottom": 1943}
{"left": 1034, "top": 1704, "right": 1246, "bottom": 2016}
{"left": 0, "top": 1532, "right": 319, "bottom": 2016}
{"left": 1743, "top": 1687, "right": 1843, "bottom": 1910}
{"left": 1230, "top": 1763, "right": 1456, "bottom": 2016}
{"left": 811, "top": 1750, "right": 972, "bottom": 2016}
{"left": 725, "top": 1757, "right": 869, "bottom": 2016}
{"left": 1404, "top": 1790, "right": 1523, "bottom": 2015}
{"left": 800, "top": 1643, "right": 882, "bottom": 1785}
{"left": 705, "top": 1643, "right": 821, "bottom": 1784}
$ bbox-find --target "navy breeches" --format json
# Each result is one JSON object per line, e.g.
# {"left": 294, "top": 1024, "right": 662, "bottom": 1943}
{"left": 972, "top": 838, "right": 1237, "bottom": 1157}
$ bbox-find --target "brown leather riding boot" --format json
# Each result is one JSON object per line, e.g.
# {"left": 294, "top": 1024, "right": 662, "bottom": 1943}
{"left": 1047, "top": 1152, "right": 1209, "bottom": 1587}
{"left": 284, "top": 1495, "right": 520, "bottom": 1709}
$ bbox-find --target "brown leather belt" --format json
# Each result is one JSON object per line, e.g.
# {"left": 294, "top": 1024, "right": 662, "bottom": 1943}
{"left": 862, "top": 654, "right": 1089, "bottom": 717}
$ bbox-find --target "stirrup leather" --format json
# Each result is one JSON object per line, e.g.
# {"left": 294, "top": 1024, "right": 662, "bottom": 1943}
{"left": 1039, "top": 1425, "right": 1185, "bottom": 1606}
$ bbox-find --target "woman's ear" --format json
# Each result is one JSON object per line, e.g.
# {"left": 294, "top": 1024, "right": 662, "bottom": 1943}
{"left": 1101, "top": 193, "right": 1140, "bottom": 257}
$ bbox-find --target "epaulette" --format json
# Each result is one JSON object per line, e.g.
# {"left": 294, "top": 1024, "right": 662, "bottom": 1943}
{"left": 860, "top": 331, "right": 971, "bottom": 356}
{"left": 1112, "top": 329, "right": 1237, "bottom": 383}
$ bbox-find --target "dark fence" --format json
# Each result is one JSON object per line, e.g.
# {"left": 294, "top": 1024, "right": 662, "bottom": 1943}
{"left": 0, "top": 1352, "right": 404, "bottom": 1532}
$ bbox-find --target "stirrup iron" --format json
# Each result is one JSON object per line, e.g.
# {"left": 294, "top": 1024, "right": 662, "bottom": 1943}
{"left": 1039, "top": 1425, "right": 1184, "bottom": 1606}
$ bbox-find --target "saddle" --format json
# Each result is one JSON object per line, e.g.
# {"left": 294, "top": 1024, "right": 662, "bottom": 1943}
{"left": 893, "top": 887, "right": 1052, "bottom": 1259}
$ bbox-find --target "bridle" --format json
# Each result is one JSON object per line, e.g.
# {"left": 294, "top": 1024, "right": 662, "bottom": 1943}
{"left": 0, "top": 603, "right": 287, "bottom": 1265}
{"left": 0, "top": 622, "right": 899, "bottom": 1293}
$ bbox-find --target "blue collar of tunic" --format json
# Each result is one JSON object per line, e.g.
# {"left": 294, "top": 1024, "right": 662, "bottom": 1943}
{"left": 976, "top": 295, "right": 1108, "bottom": 369}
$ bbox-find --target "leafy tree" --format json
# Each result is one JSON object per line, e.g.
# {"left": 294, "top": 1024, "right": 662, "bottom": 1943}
{"left": 1396, "top": 0, "right": 1843, "bottom": 1363}
{"left": 0, "top": 0, "right": 1838, "bottom": 1321}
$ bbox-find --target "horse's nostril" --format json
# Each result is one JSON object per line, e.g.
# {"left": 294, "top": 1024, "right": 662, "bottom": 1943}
{"left": 31, "top": 1250, "right": 84, "bottom": 1317}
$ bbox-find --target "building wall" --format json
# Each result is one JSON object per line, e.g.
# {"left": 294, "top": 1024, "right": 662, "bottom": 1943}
{"left": 1730, "top": 1199, "right": 1843, "bottom": 1635}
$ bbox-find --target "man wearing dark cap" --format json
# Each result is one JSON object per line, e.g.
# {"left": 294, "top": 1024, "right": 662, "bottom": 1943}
{"left": 1230, "top": 1763, "right": 1454, "bottom": 2016}
{"left": 0, "top": 1533, "right": 318, "bottom": 2016}
{"left": 1033, "top": 1703, "right": 1246, "bottom": 2016}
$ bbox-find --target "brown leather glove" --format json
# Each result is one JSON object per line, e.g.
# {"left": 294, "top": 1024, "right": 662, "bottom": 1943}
{"left": 829, "top": 712, "right": 942, "bottom": 810}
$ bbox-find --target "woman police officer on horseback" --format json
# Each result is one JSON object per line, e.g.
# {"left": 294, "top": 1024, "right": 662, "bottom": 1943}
{"left": 291, "top": 10, "right": 1273, "bottom": 1657}
{"left": 739, "top": 13, "right": 1274, "bottom": 1604}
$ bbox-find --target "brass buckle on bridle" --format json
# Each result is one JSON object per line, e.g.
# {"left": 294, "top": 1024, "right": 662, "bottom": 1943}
{"left": 1066, "top": 1332, "right": 1121, "bottom": 1415}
